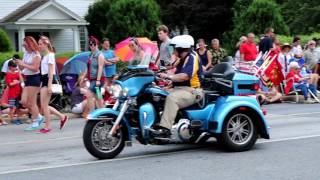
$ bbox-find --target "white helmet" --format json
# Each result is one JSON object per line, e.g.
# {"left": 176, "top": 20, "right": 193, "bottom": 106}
{"left": 170, "top": 35, "right": 194, "bottom": 49}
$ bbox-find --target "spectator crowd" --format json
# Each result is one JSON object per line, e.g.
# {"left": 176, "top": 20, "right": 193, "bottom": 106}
{"left": 1, "top": 25, "right": 320, "bottom": 132}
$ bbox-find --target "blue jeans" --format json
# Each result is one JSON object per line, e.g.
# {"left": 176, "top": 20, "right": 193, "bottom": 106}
{"left": 309, "top": 84, "right": 317, "bottom": 98}
{"left": 295, "top": 84, "right": 308, "bottom": 100}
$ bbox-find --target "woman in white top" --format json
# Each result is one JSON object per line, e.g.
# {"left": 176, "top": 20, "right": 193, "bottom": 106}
{"left": 16, "top": 36, "right": 44, "bottom": 131}
{"left": 278, "top": 43, "right": 293, "bottom": 76}
{"left": 38, "top": 36, "right": 68, "bottom": 133}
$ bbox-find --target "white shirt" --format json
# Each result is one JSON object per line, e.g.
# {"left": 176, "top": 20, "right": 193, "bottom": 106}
{"left": 22, "top": 52, "right": 41, "bottom": 75}
{"left": 1, "top": 59, "right": 11, "bottom": 73}
{"left": 278, "top": 52, "right": 293, "bottom": 76}
{"left": 41, "top": 53, "right": 56, "bottom": 75}
{"left": 291, "top": 45, "right": 303, "bottom": 56}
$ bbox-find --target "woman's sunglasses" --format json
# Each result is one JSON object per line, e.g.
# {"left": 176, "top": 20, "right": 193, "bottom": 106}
{"left": 89, "top": 43, "right": 96, "bottom": 47}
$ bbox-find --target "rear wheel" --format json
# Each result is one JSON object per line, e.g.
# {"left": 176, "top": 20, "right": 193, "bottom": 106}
{"left": 83, "top": 119, "right": 125, "bottom": 159}
{"left": 219, "top": 112, "right": 258, "bottom": 151}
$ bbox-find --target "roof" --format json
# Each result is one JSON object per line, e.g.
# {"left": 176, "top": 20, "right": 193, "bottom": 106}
{"left": 0, "top": 0, "right": 87, "bottom": 24}
{"left": 0, "top": 0, "right": 49, "bottom": 23}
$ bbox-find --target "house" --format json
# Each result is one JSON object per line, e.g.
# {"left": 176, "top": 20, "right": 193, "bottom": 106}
{"left": 0, "top": 0, "right": 95, "bottom": 53}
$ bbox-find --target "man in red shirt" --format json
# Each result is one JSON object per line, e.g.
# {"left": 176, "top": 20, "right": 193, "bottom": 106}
{"left": 5, "top": 60, "right": 23, "bottom": 125}
{"left": 240, "top": 33, "right": 258, "bottom": 61}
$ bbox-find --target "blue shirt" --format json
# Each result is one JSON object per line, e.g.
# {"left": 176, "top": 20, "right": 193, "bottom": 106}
{"left": 173, "top": 51, "right": 203, "bottom": 88}
{"left": 102, "top": 49, "right": 117, "bottom": 77}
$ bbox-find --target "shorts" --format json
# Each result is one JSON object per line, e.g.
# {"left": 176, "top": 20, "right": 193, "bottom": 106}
{"left": 41, "top": 75, "right": 49, "bottom": 87}
{"left": 8, "top": 98, "right": 20, "bottom": 108}
{"left": 104, "top": 65, "right": 116, "bottom": 78}
{"left": 25, "top": 74, "right": 41, "bottom": 87}
{"left": 41, "top": 75, "right": 59, "bottom": 87}
{"left": 71, "top": 103, "right": 84, "bottom": 114}
{"left": 89, "top": 81, "right": 105, "bottom": 94}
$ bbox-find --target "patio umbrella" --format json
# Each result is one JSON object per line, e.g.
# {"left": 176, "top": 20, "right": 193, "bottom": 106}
{"left": 61, "top": 52, "right": 90, "bottom": 75}
{"left": 114, "top": 37, "right": 158, "bottom": 62}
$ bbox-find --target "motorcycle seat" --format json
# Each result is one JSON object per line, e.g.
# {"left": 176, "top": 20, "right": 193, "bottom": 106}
{"left": 204, "top": 62, "right": 235, "bottom": 80}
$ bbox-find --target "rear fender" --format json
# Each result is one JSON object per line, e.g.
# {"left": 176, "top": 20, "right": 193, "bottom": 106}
{"left": 210, "top": 98, "right": 269, "bottom": 139}
{"left": 87, "top": 108, "right": 132, "bottom": 141}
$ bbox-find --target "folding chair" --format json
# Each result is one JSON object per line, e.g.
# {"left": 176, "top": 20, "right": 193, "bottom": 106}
{"left": 280, "top": 78, "right": 301, "bottom": 103}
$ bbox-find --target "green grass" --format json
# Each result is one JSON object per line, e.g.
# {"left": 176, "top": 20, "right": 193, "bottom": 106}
{"left": 277, "top": 32, "right": 320, "bottom": 46}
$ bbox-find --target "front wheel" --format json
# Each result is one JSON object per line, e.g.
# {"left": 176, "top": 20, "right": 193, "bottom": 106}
{"left": 219, "top": 112, "right": 258, "bottom": 152}
{"left": 83, "top": 120, "right": 125, "bottom": 159}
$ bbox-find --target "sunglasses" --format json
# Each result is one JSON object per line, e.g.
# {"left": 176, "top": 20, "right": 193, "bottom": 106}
{"left": 89, "top": 43, "right": 96, "bottom": 47}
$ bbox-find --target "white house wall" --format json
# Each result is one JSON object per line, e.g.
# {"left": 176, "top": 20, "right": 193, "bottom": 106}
{"left": 51, "top": 29, "right": 74, "bottom": 53}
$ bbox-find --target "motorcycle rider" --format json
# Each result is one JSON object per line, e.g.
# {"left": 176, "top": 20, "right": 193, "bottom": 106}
{"left": 152, "top": 35, "right": 203, "bottom": 137}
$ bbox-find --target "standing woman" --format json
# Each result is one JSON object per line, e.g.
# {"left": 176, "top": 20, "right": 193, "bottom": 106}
{"left": 87, "top": 36, "right": 105, "bottom": 108}
{"left": 196, "top": 39, "right": 212, "bottom": 72}
{"left": 38, "top": 36, "right": 68, "bottom": 133}
{"left": 16, "top": 36, "right": 43, "bottom": 131}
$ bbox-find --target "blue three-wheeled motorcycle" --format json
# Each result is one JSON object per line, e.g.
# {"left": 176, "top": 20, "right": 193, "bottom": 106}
{"left": 83, "top": 58, "right": 270, "bottom": 159}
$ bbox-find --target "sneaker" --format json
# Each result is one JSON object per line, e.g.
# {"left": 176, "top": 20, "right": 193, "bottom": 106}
{"left": 36, "top": 128, "right": 52, "bottom": 134}
{"left": 37, "top": 115, "right": 45, "bottom": 124}
{"left": 60, "top": 116, "right": 69, "bottom": 130}
{"left": 24, "top": 121, "right": 42, "bottom": 131}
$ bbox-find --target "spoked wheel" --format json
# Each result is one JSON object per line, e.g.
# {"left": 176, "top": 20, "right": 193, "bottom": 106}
{"left": 220, "top": 112, "right": 258, "bottom": 152}
{"left": 83, "top": 119, "right": 125, "bottom": 159}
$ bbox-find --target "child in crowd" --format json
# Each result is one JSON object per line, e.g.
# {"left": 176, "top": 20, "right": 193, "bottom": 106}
{"left": 71, "top": 73, "right": 95, "bottom": 118}
{"left": 5, "top": 60, "right": 24, "bottom": 125}
{"left": 257, "top": 74, "right": 282, "bottom": 105}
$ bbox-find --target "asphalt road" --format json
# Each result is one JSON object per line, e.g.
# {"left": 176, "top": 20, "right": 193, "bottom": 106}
{"left": 1, "top": 103, "right": 320, "bottom": 180}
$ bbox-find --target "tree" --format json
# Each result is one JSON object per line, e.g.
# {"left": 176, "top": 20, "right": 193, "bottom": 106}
{"left": 233, "top": 0, "right": 289, "bottom": 36}
{"left": 85, "top": 0, "right": 114, "bottom": 41}
{"left": 281, "top": 0, "right": 320, "bottom": 35}
{"left": 157, "top": 0, "right": 235, "bottom": 42}
{"left": 85, "top": 0, "right": 160, "bottom": 44}
{"left": 0, "top": 28, "right": 13, "bottom": 52}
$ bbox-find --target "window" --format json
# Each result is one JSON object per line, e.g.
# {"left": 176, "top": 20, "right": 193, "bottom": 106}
{"left": 79, "top": 26, "right": 87, "bottom": 51}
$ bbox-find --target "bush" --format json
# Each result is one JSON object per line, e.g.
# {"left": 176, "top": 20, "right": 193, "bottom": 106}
{"left": 0, "top": 28, "right": 13, "bottom": 52}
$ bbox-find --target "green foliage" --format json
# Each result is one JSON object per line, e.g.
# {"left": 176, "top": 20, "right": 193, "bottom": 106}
{"left": 0, "top": 28, "right": 13, "bottom": 52}
{"left": 85, "top": 0, "right": 114, "bottom": 41}
{"left": 157, "top": 0, "right": 234, "bottom": 41}
{"left": 233, "top": 0, "right": 289, "bottom": 36}
{"left": 55, "top": 51, "right": 79, "bottom": 59}
{"left": 0, "top": 52, "right": 23, "bottom": 67}
{"left": 225, "top": 0, "right": 289, "bottom": 53}
{"left": 277, "top": 32, "right": 320, "bottom": 47}
{"left": 85, "top": 0, "right": 161, "bottom": 44}
{"left": 281, "top": 0, "right": 320, "bottom": 35}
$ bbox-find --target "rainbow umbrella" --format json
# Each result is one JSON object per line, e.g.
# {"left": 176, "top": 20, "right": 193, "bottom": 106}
{"left": 115, "top": 37, "right": 158, "bottom": 62}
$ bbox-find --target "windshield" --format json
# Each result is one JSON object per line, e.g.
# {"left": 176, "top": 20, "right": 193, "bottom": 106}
{"left": 128, "top": 47, "right": 154, "bottom": 68}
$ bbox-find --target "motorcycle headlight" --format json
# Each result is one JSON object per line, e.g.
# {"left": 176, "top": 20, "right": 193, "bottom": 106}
{"left": 122, "top": 88, "right": 129, "bottom": 97}
{"left": 110, "top": 84, "right": 123, "bottom": 98}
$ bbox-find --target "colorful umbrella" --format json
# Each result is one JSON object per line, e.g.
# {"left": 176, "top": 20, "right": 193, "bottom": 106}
{"left": 115, "top": 37, "right": 158, "bottom": 62}
{"left": 61, "top": 52, "right": 90, "bottom": 75}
